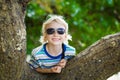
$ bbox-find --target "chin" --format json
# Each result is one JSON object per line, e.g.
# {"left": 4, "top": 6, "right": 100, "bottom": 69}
{"left": 52, "top": 42, "right": 62, "bottom": 45}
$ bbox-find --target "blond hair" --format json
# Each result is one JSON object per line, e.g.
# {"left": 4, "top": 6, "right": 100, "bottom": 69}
{"left": 39, "top": 14, "right": 72, "bottom": 44}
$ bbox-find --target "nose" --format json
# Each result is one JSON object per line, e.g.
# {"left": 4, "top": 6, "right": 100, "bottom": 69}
{"left": 53, "top": 31, "right": 59, "bottom": 36}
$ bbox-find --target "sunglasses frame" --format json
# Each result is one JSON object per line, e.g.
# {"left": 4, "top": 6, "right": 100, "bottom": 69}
{"left": 46, "top": 28, "right": 65, "bottom": 35}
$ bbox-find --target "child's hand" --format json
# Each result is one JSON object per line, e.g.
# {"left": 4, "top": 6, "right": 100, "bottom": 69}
{"left": 57, "top": 59, "right": 67, "bottom": 68}
{"left": 51, "top": 66, "right": 62, "bottom": 73}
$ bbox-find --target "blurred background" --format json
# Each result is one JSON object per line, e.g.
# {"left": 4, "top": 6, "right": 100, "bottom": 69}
{"left": 26, "top": 0, "right": 120, "bottom": 55}
{"left": 26, "top": 0, "right": 120, "bottom": 79}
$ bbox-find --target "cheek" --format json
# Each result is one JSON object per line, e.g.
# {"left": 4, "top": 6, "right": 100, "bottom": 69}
{"left": 45, "top": 35, "right": 52, "bottom": 40}
{"left": 63, "top": 35, "right": 67, "bottom": 40}
{"left": 44, "top": 34, "right": 48, "bottom": 41}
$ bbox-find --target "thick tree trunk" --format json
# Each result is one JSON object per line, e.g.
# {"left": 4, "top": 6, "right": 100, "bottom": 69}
{"left": 0, "top": 1, "right": 120, "bottom": 80}
{"left": 0, "top": 0, "right": 27, "bottom": 80}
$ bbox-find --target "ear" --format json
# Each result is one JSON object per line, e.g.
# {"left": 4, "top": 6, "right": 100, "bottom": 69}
{"left": 44, "top": 34, "right": 47, "bottom": 42}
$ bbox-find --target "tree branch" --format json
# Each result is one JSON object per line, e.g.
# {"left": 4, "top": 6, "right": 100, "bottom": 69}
{"left": 23, "top": 32, "right": 120, "bottom": 80}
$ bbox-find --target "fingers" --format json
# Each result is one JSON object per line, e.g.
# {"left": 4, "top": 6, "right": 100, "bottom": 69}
{"left": 51, "top": 66, "right": 62, "bottom": 73}
{"left": 51, "top": 59, "right": 67, "bottom": 73}
{"left": 60, "top": 59, "right": 66, "bottom": 63}
{"left": 58, "top": 59, "right": 67, "bottom": 68}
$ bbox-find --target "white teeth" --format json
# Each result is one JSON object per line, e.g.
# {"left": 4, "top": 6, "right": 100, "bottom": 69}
{"left": 52, "top": 38, "right": 60, "bottom": 41}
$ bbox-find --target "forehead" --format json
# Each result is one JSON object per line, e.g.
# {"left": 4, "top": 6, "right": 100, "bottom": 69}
{"left": 46, "top": 21, "right": 66, "bottom": 29}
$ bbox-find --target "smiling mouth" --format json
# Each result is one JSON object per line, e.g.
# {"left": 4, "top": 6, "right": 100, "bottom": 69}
{"left": 52, "top": 38, "right": 60, "bottom": 41}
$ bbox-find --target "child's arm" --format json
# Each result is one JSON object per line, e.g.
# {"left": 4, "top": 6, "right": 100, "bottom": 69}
{"left": 35, "top": 66, "right": 62, "bottom": 73}
{"left": 57, "top": 59, "right": 67, "bottom": 68}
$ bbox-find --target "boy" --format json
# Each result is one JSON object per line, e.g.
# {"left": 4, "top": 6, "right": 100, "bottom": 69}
{"left": 28, "top": 15, "right": 76, "bottom": 73}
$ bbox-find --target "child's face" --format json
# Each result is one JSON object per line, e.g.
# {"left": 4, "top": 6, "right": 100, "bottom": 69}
{"left": 45, "top": 21, "right": 67, "bottom": 46}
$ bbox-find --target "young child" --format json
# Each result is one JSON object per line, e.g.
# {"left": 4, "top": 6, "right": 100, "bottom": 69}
{"left": 28, "top": 15, "right": 76, "bottom": 73}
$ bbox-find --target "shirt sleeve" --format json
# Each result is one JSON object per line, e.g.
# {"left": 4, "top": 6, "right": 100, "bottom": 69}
{"left": 64, "top": 45, "right": 76, "bottom": 60}
{"left": 28, "top": 48, "right": 41, "bottom": 69}
{"left": 28, "top": 55, "right": 39, "bottom": 69}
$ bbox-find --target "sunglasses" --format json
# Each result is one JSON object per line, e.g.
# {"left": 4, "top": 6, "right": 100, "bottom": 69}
{"left": 46, "top": 28, "right": 65, "bottom": 35}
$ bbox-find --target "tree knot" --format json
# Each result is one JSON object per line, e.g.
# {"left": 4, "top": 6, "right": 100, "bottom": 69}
{"left": 109, "top": 39, "right": 119, "bottom": 47}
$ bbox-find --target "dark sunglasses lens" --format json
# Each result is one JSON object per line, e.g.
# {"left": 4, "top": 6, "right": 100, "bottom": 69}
{"left": 57, "top": 28, "right": 65, "bottom": 34}
{"left": 46, "top": 28, "right": 55, "bottom": 34}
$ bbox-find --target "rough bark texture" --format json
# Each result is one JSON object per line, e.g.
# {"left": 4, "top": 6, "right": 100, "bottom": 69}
{"left": 0, "top": 0, "right": 120, "bottom": 80}
{"left": 22, "top": 33, "right": 120, "bottom": 80}
{"left": 0, "top": 0, "right": 27, "bottom": 80}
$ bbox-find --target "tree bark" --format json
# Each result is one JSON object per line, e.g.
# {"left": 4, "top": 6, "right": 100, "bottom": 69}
{"left": 22, "top": 32, "right": 120, "bottom": 80}
{"left": 0, "top": 0, "right": 28, "bottom": 80}
{"left": 0, "top": 0, "right": 120, "bottom": 80}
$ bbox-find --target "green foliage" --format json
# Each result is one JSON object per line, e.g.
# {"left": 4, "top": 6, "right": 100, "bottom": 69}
{"left": 26, "top": 0, "right": 120, "bottom": 54}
